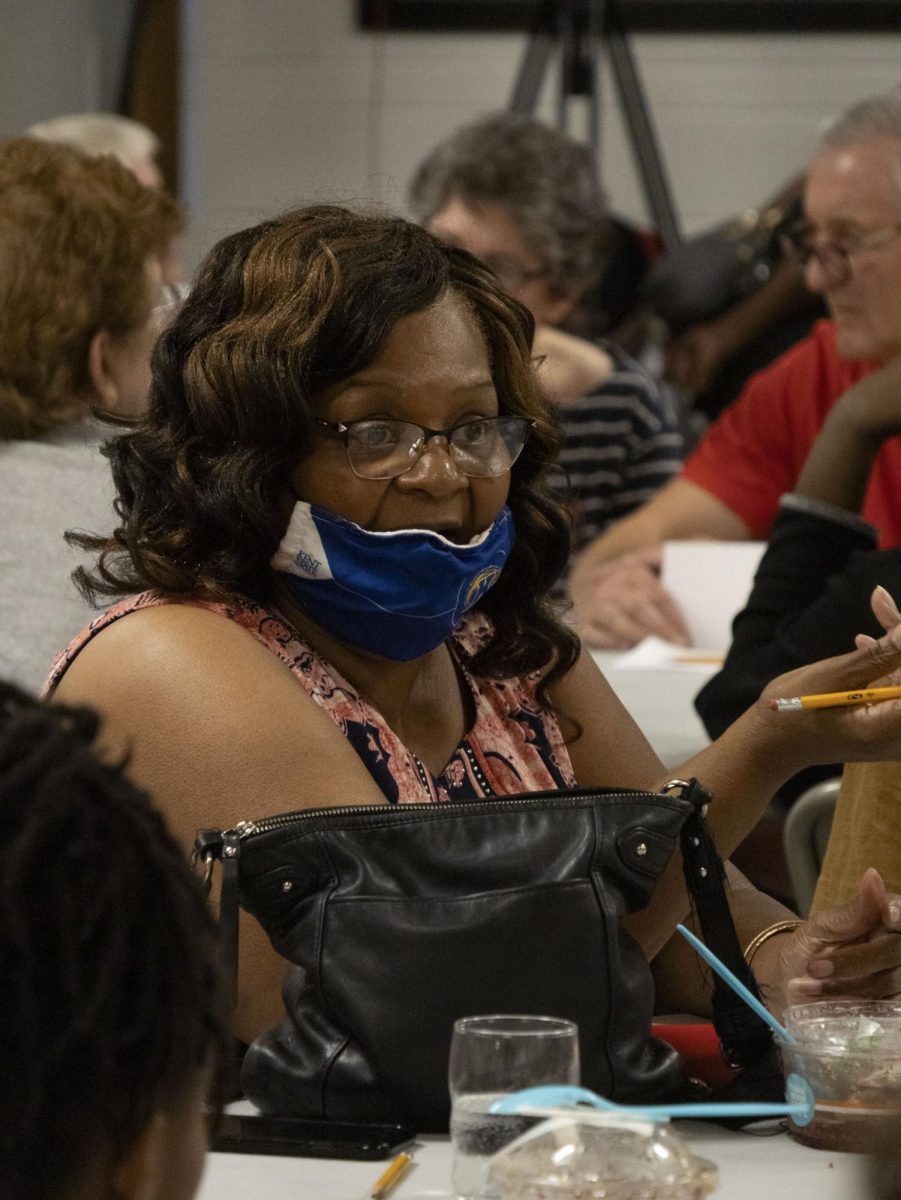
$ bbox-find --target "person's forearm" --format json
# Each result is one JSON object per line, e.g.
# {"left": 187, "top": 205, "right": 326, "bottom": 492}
{"left": 675, "top": 708, "right": 802, "bottom": 849}
{"left": 532, "top": 325, "right": 613, "bottom": 402}
{"left": 651, "top": 869, "right": 797, "bottom": 1015}
{"left": 626, "top": 703, "right": 806, "bottom": 959}
{"left": 578, "top": 478, "right": 755, "bottom": 575}
{"left": 795, "top": 403, "right": 883, "bottom": 513}
{"left": 575, "top": 507, "right": 664, "bottom": 571}
{"left": 710, "top": 261, "right": 808, "bottom": 360}
{"left": 749, "top": 927, "right": 800, "bottom": 1021}
{"left": 628, "top": 610, "right": 901, "bottom": 968}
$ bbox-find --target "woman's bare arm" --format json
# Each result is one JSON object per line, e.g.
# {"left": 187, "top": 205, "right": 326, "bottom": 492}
{"left": 53, "top": 603, "right": 388, "bottom": 1041}
{"left": 551, "top": 626, "right": 901, "bottom": 965}
{"left": 650, "top": 864, "right": 795, "bottom": 1016}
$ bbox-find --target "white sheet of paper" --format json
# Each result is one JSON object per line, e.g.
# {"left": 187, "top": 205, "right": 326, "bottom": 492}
{"left": 661, "top": 540, "right": 766, "bottom": 655}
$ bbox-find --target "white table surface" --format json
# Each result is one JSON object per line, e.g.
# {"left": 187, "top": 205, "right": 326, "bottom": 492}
{"left": 591, "top": 650, "right": 717, "bottom": 769}
{"left": 196, "top": 1124, "right": 869, "bottom": 1200}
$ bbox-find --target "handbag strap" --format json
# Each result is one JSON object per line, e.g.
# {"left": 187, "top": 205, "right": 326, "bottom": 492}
{"left": 671, "top": 779, "right": 775, "bottom": 1069}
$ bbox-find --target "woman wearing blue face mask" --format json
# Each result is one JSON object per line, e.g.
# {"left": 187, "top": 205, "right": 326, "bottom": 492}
{"left": 47, "top": 206, "right": 901, "bottom": 1050}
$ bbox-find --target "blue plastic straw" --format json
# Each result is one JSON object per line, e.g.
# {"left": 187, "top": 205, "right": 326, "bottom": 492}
{"left": 489, "top": 928, "right": 807, "bottom": 1127}
{"left": 491, "top": 1086, "right": 621, "bottom": 1114}
{"left": 491, "top": 1084, "right": 811, "bottom": 1124}
{"left": 676, "top": 923, "right": 796, "bottom": 1045}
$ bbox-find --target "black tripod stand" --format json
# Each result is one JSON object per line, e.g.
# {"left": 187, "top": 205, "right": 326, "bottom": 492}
{"left": 509, "top": 0, "right": 682, "bottom": 251}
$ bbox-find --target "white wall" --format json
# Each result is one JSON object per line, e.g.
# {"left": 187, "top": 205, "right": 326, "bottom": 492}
{"left": 0, "top": 0, "right": 100, "bottom": 132}
{"left": 180, "top": 0, "right": 901, "bottom": 268}
{"left": 3, "top": 0, "right": 899, "bottom": 267}
{"left": 0, "top": 0, "right": 135, "bottom": 133}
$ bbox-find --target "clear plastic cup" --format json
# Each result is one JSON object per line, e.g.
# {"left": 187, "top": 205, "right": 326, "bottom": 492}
{"left": 488, "top": 1114, "right": 718, "bottom": 1200}
{"left": 449, "top": 1015, "right": 580, "bottom": 1200}
{"left": 782, "top": 1001, "right": 901, "bottom": 1152}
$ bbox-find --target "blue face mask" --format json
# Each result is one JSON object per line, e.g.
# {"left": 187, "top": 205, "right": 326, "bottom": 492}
{"left": 271, "top": 501, "right": 515, "bottom": 661}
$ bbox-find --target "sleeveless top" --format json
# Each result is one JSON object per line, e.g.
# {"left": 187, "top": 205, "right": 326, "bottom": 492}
{"left": 45, "top": 592, "right": 576, "bottom": 804}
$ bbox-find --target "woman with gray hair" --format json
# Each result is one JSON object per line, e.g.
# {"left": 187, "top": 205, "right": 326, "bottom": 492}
{"left": 25, "top": 112, "right": 163, "bottom": 188}
{"left": 410, "top": 111, "right": 610, "bottom": 322}
{"left": 409, "top": 111, "right": 682, "bottom": 575}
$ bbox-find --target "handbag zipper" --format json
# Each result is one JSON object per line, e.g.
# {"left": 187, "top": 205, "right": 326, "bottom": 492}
{"left": 205, "top": 779, "right": 700, "bottom": 849}
{"left": 196, "top": 795, "right": 649, "bottom": 883}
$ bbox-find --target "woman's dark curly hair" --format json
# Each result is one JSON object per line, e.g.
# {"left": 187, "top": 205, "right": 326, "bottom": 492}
{"left": 73, "top": 204, "right": 579, "bottom": 695}
{"left": 0, "top": 681, "right": 224, "bottom": 1200}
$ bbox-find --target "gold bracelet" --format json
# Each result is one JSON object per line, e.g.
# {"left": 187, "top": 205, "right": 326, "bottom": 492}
{"left": 743, "top": 919, "right": 803, "bottom": 968}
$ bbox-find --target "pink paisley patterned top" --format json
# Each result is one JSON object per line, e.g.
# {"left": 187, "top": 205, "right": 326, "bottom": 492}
{"left": 45, "top": 592, "right": 576, "bottom": 804}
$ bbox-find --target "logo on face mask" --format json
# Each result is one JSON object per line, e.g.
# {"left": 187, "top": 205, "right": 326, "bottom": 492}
{"left": 272, "top": 502, "right": 515, "bottom": 661}
{"left": 464, "top": 566, "right": 502, "bottom": 608}
{"left": 294, "top": 549, "right": 322, "bottom": 577}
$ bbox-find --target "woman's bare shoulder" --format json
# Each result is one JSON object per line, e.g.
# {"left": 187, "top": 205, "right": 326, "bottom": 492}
{"left": 53, "top": 600, "right": 385, "bottom": 849}
{"left": 54, "top": 601, "right": 294, "bottom": 720}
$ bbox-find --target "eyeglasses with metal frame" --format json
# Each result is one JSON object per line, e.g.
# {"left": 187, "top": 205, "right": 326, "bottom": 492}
{"left": 480, "top": 255, "right": 551, "bottom": 291}
{"left": 779, "top": 219, "right": 901, "bottom": 283}
{"left": 315, "top": 415, "right": 535, "bottom": 480}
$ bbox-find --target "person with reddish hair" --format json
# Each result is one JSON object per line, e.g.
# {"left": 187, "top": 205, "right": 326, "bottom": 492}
{"left": 0, "top": 136, "right": 183, "bottom": 691}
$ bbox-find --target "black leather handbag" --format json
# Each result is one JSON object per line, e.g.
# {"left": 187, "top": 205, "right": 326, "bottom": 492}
{"left": 196, "top": 780, "right": 776, "bottom": 1132}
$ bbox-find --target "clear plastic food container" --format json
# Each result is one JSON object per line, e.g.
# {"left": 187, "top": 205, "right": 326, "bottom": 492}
{"left": 488, "top": 1114, "right": 718, "bottom": 1200}
{"left": 782, "top": 1001, "right": 901, "bottom": 1152}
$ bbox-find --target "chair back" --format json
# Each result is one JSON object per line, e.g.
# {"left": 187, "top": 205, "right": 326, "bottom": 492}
{"left": 782, "top": 778, "right": 840, "bottom": 916}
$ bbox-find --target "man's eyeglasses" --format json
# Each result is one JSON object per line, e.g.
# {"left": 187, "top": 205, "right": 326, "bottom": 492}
{"left": 315, "top": 415, "right": 535, "bottom": 480}
{"left": 481, "top": 255, "right": 550, "bottom": 292}
{"left": 779, "top": 220, "right": 901, "bottom": 283}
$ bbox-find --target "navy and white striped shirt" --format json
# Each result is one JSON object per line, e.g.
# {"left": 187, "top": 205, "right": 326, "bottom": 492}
{"left": 555, "top": 341, "right": 683, "bottom": 556}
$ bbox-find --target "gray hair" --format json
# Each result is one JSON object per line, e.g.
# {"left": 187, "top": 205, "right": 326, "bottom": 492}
{"left": 819, "top": 89, "right": 901, "bottom": 152}
{"left": 25, "top": 112, "right": 159, "bottom": 172}
{"left": 408, "top": 111, "right": 609, "bottom": 297}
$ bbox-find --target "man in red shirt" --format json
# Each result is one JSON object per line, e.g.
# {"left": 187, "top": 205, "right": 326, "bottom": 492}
{"left": 571, "top": 91, "right": 901, "bottom": 648}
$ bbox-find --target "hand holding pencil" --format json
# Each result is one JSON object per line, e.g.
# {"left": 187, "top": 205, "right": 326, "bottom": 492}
{"left": 770, "top": 587, "right": 901, "bottom": 712}
{"left": 771, "top": 685, "right": 901, "bottom": 712}
{"left": 755, "top": 593, "right": 901, "bottom": 767}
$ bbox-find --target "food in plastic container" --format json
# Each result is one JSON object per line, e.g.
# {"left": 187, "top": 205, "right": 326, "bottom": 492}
{"left": 782, "top": 1001, "right": 901, "bottom": 1152}
{"left": 488, "top": 1114, "right": 717, "bottom": 1200}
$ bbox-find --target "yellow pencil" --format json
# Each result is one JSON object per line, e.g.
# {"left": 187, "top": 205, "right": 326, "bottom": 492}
{"left": 771, "top": 685, "right": 901, "bottom": 712}
{"left": 371, "top": 1152, "right": 413, "bottom": 1200}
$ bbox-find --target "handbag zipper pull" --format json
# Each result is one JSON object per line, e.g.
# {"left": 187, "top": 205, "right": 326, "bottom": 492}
{"left": 192, "top": 828, "right": 224, "bottom": 892}
{"left": 191, "top": 828, "right": 241, "bottom": 1012}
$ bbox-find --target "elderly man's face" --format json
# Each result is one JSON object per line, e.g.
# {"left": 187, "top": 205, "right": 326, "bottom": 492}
{"left": 803, "top": 136, "right": 901, "bottom": 363}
